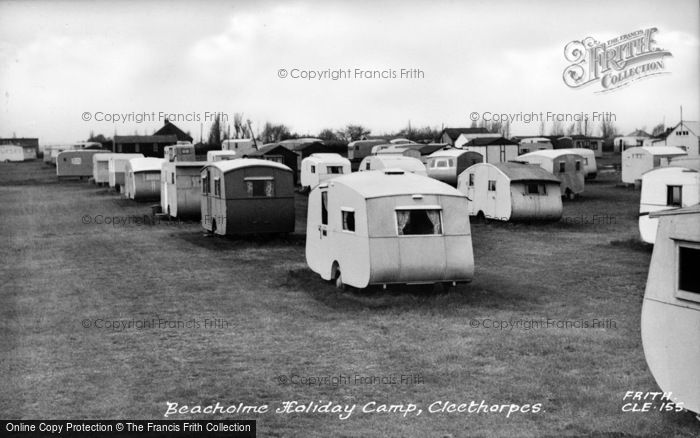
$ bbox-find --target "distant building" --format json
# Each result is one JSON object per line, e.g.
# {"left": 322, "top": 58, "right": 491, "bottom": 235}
{"left": 569, "top": 135, "right": 604, "bottom": 157}
{"left": 113, "top": 135, "right": 178, "bottom": 158}
{"left": 648, "top": 121, "right": 699, "bottom": 157}
{"left": 614, "top": 130, "right": 651, "bottom": 153}
{"left": 462, "top": 137, "right": 519, "bottom": 163}
{"left": 439, "top": 127, "right": 490, "bottom": 146}
{"left": 154, "top": 119, "right": 193, "bottom": 143}
{"left": 0, "top": 138, "right": 39, "bottom": 157}
{"left": 245, "top": 144, "right": 299, "bottom": 184}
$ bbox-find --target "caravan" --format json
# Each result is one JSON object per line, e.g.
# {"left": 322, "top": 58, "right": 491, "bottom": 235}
{"left": 358, "top": 155, "right": 427, "bottom": 176}
{"left": 638, "top": 166, "right": 700, "bottom": 244}
{"left": 108, "top": 154, "right": 144, "bottom": 190}
{"left": 222, "top": 139, "right": 258, "bottom": 156}
{"left": 300, "top": 153, "right": 351, "bottom": 190}
{"left": 426, "top": 149, "right": 483, "bottom": 186}
{"left": 516, "top": 150, "right": 585, "bottom": 199}
{"left": 517, "top": 138, "right": 553, "bottom": 155}
{"left": 556, "top": 148, "right": 598, "bottom": 180}
{"left": 0, "top": 145, "right": 26, "bottom": 162}
{"left": 56, "top": 150, "right": 104, "bottom": 179}
{"left": 161, "top": 162, "right": 203, "bottom": 218}
{"left": 164, "top": 144, "right": 196, "bottom": 162}
{"left": 206, "top": 151, "right": 237, "bottom": 162}
{"left": 200, "top": 159, "right": 295, "bottom": 235}
{"left": 621, "top": 146, "right": 687, "bottom": 185}
{"left": 305, "top": 170, "right": 474, "bottom": 289}
{"left": 641, "top": 204, "right": 700, "bottom": 415}
{"left": 457, "top": 162, "right": 562, "bottom": 221}
{"left": 92, "top": 153, "right": 118, "bottom": 185}
{"left": 124, "top": 157, "right": 164, "bottom": 201}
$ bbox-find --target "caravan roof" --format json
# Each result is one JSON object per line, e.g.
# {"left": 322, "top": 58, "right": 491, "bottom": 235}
{"left": 669, "top": 156, "right": 700, "bottom": 169}
{"left": 211, "top": 158, "right": 291, "bottom": 173}
{"left": 518, "top": 150, "right": 584, "bottom": 160}
{"left": 428, "top": 149, "right": 471, "bottom": 158}
{"left": 519, "top": 137, "right": 552, "bottom": 144}
{"left": 492, "top": 162, "right": 561, "bottom": 183}
{"left": 307, "top": 153, "right": 348, "bottom": 163}
{"left": 372, "top": 155, "right": 425, "bottom": 171}
{"left": 129, "top": 157, "right": 164, "bottom": 172}
{"left": 329, "top": 170, "right": 462, "bottom": 199}
{"left": 637, "top": 146, "right": 687, "bottom": 156}
{"left": 650, "top": 203, "right": 700, "bottom": 218}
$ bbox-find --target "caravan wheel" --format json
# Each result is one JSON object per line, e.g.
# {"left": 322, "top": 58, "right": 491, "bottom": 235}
{"left": 335, "top": 270, "right": 345, "bottom": 290}
{"left": 332, "top": 263, "right": 346, "bottom": 290}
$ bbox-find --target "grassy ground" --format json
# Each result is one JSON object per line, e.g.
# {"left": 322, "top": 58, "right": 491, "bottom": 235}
{"left": 1, "top": 159, "right": 698, "bottom": 437}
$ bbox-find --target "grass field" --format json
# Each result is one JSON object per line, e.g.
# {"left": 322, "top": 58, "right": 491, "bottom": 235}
{"left": 1, "top": 159, "right": 698, "bottom": 437}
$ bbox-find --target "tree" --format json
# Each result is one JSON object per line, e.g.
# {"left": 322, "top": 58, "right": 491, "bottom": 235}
{"left": 317, "top": 128, "right": 339, "bottom": 142}
{"left": 208, "top": 115, "right": 222, "bottom": 147}
{"left": 538, "top": 121, "right": 545, "bottom": 136}
{"left": 232, "top": 113, "right": 253, "bottom": 139}
{"left": 549, "top": 120, "right": 565, "bottom": 136}
{"left": 566, "top": 122, "right": 576, "bottom": 136}
{"left": 261, "top": 122, "right": 294, "bottom": 144}
{"left": 499, "top": 120, "right": 510, "bottom": 138}
{"left": 395, "top": 125, "right": 440, "bottom": 143}
{"left": 338, "top": 124, "right": 370, "bottom": 142}
{"left": 651, "top": 123, "right": 665, "bottom": 137}
{"left": 87, "top": 133, "right": 109, "bottom": 143}
{"left": 598, "top": 119, "right": 618, "bottom": 138}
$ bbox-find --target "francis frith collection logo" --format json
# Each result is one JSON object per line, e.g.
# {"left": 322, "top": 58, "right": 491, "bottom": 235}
{"left": 563, "top": 27, "right": 672, "bottom": 93}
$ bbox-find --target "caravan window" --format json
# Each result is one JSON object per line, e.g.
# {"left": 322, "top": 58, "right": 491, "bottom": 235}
{"left": 527, "top": 183, "right": 547, "bottom": 195}
{"left": 214, "top": 177, "right": 221, "bottom": 197}
{"left": 488, "top": 180, "right": 496, "bottom": 191}
{"left": 558, "top": 162, "right": 566, "bottom": 172}
{"left": 436, "top": 160, "right": 447, "bottom": 168}
{"left": 171, "top": 173, "right": 175, "bottom": 184}
{"left": 468, "top": 173, "right": 474, "bottom": 187}
{"left": 201, "top": 171, "right": 209, "bottom": 194}
{"left": 246, "top": 179, "right": 274, "bottom": 197}
{"left": 666, "top": 185, "right": 682, "bottom": 207}
{"left": 342, "top": 210, "right": 355, "bottom": 232}
{"left": 365, "top": 161, "right": 371, "bottom": 170}
{"left": 677, "top": 245, "right": 700, "bottom": 302}
{"left": 396, "top": 209, "right": 442, "bottom": 235}
{"left": 575, "top": 161, "right": 581, "bottom": 171}
{"left": 310, "top": 165, "right": 316, "bottom": 173}
{"left": 327, "top": 166, "right": 344, "bottom": 174}
{"left": 321, "top": 191, "right": 328, "bottom": 225}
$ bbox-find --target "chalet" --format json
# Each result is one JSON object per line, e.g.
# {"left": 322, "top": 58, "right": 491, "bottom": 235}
{"left": 113, "top": 135, "right": 178, "bottom": 158}
{"left": 154, "top": 119, "right": 193, "bottom": 143}
{"left": 439, "top": 127, "right": 489, "bottom": 146}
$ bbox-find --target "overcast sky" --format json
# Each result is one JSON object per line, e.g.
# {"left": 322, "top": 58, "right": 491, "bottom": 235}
{"left": 0, "top": 0, "right": 698, "bottom": 144}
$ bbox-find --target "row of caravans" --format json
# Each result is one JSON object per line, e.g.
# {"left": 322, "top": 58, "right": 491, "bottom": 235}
{"left": 298, "top": 149, "right": 589, "bottom": 222}
{"left": 45, "top": 140, "right": 700, "bottom": 418}
{"left": 80, "top": 146, "right": 299, "bottom": 234}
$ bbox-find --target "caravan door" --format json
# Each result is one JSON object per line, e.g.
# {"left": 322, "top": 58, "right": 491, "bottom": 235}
{"left": 319, "top": 189, "right": 329, "bottom": 239}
